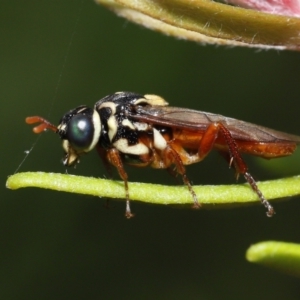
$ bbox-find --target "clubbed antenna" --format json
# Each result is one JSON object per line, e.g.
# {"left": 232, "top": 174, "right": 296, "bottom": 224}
{"left": 26, "top": 116, "right": 57, "bottom": 133}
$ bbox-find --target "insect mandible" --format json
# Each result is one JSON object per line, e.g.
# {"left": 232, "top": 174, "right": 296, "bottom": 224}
{"left": 26, "top": 91, "right": 300, "bottom": 218}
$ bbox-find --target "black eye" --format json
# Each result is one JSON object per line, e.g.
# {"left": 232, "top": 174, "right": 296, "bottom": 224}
{"left": 66, "top": 114, "right": 94, "bottom": 150}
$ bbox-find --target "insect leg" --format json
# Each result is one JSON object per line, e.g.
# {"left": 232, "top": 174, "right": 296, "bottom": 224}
{"left": 166, "top": 167, "right": 181, "bottom": 184}
{"left": 106, "top": 148, "right": 133, "bottom": 219}
{"left": 197, "top": 122, "right": 275, "bottom": 216}
{"left": 164, "top": 144, "right": 200, "bottom": 208}
{"left": 96, "top": 145, "right": 114, "bottom": 178}
{"left": 244, "top": 172, "right": 275, "bottom": 217}
{"left": 96, "top": 145, "right": 115, "bottom": 209}
{"left": 198, "top": 123, "right": 220, "bottom": 160}
{"left": 218, "top": 123, "right": 275, "bottom": 217}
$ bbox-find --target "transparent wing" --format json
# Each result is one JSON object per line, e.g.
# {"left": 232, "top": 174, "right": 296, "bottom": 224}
{"left": 131, "top": 106, "right": 300, "bottom": 143}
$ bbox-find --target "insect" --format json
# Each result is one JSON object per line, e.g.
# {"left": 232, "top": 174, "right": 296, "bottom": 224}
{"left": 26, "top": 91, "right": 300, "bottom": 218}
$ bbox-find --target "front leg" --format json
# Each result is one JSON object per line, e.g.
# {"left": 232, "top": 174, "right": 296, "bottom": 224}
{"left": 96, "top": 145, "right": 113, "bottom": 178}
{"left": 106, "top": 148, "right": 133, "bottom": 219}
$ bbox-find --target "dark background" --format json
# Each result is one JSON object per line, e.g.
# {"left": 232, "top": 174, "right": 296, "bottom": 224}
{"left": 1, "top": 1, "right": 300, "bottom": 299}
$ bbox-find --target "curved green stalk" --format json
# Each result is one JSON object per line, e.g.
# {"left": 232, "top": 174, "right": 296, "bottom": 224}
{"left": 246, "top": 241, "right": 300, "bottom": 278}
{"left": 96, "top": 0, "right": 300, "bottom": 50}
{"left": 6, "top": 172, "right": 300, "bottom": 208}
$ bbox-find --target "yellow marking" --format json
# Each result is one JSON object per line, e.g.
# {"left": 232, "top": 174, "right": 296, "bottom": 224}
{"left": 144, "top": 94, "right": 169, "bottom": 106}
{"left": 134, "top": 95, "right": 168, "bottom": 107}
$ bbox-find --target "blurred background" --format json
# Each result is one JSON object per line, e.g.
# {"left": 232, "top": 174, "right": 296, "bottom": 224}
{"left": 1, "top": 1, "right": 300, "bottom": 299}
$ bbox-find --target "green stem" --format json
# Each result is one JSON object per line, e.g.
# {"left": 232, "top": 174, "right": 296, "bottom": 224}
{"left": 6, "top": 172, "right": 300, "bottom": 207}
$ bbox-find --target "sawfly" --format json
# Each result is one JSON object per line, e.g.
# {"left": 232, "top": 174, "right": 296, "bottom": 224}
{"left": 26, "top": 92, "right": 300, "bottom": 218}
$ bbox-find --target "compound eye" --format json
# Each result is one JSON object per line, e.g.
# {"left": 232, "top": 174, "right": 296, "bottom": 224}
{"left": 66, "top": 114, "right": 94, "bottom": 150}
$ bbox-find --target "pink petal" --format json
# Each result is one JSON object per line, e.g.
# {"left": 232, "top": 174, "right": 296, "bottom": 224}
{"left": 225, "top": 0, "right": 300, "bottom": 17}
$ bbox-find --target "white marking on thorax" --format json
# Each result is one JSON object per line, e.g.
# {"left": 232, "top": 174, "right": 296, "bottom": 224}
{"left": 153, "top": 128, "right": 167, "bottom": 150}
{"left": 133, "top": 122, "right": 150, "bottom": 131}
{"left": 121, "top": 119, "right": 135, "bottom": 130}
{"left": 107, "top": 115, "right": 118, "bottom": 142}
{"left": 114, "top": 138, "right": 149, "bottom": 155}
{"left": 98, "top": 101, "right": 117, "bottom": 115}
{"left": 98, "top": 101, "right": 119, "bottom": 142}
